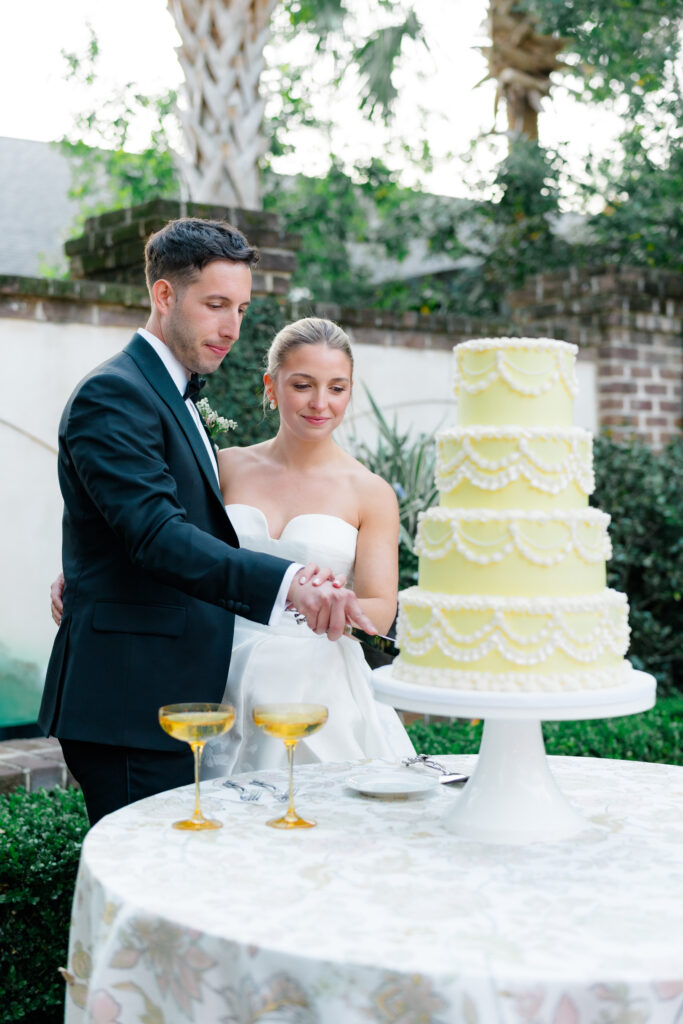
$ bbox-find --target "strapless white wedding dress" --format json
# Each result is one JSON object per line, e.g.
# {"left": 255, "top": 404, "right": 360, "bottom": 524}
{"left": 203, "top": 504, "right": 414, "bottom": 774}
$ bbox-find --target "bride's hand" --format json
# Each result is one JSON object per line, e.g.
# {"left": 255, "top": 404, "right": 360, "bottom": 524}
{"left": 288, "top": 573, "right": 377, "bottom": 642}
{"left": 296, "top": 563, "right": 345, "bottom": 588}
{"left": 51, "top": 571, "right": 65, "bottom": 626}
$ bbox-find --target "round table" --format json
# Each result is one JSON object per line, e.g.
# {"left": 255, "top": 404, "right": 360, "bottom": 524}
{"left": 63, "top": 757, "right": 683, "bottom": 1024}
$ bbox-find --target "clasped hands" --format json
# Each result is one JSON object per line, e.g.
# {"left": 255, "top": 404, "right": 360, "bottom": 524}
{"left": 51, "top": 566, "right": 377, "bottom": 642}
{"left": 286, "top": 563, "right": 376, "bottom": 642}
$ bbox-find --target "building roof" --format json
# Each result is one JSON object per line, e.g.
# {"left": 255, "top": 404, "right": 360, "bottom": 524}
{"left": 0, "top": 137, "right": 77, "bottom": 276}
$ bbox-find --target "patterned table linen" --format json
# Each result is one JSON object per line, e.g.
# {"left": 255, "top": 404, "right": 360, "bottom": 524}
{"left": 63, "top": 756, "right": 683, "bottom": 1024}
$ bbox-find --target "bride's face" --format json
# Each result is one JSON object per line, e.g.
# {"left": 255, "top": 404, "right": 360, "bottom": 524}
{"left": 268, "top": 344, "right": 352, "bottom": 440}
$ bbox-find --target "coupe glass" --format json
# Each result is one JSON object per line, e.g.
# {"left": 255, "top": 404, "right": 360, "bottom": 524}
{"left": 159, "top": 702, "right": 235, "bottom": 830}
{"left": 252, "top": 703, "right": 328, "bottom": 829}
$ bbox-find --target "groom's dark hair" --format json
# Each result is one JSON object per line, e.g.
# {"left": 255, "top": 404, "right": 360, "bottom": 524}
{"left": 144, "top": 217, "right": 259, "bottom": 292}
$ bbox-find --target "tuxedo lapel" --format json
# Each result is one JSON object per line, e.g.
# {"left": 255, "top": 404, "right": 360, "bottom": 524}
{"left": 124, "top": 334, "right": 225, "bottom": 508}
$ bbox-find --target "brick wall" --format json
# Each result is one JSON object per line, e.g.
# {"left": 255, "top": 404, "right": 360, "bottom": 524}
{"left": 507, "top": 265, "right": 683, "bottom": 448}
{"left": 66, "top": 198, "right": 300, "bottom": 297}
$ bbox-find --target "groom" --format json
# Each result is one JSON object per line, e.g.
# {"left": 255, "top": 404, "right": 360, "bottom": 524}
{"left": 39, "top": 217, "right": 375, "bottom": 825}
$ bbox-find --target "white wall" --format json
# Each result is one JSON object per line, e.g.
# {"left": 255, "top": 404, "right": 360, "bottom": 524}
{"left": 0, "top": 319, "right": 131, "bottom": 710}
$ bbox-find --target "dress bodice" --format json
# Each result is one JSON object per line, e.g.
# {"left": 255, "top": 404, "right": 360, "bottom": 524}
{"left": 225, "top": 504, "right": 357, "bottom": 581}
{"left": 202, "top": 504, "right": 414, "bottom": 774}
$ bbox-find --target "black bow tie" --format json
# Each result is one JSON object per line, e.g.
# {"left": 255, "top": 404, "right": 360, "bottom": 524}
{"left": 183, "top": 373, "right": 207, "bottom": 403}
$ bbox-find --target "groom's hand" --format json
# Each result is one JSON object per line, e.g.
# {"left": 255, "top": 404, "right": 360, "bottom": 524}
{"left": 287, "top": 571, "right": 377, "bottom": 642}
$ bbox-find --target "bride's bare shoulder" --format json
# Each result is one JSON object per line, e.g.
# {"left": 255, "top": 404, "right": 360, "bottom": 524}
{"left": 217, "top": 441, "right": 271, "bottom": 471}
{"left": 341, "top": 451, "right": 398, "bottom": 511}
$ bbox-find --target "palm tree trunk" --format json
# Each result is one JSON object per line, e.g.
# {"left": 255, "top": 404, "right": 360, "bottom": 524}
{"left": 484, "top": 0, "right": 566, "bottom": 141}
{"left": 168, "top": 0, "right": 279, "bottom": 208}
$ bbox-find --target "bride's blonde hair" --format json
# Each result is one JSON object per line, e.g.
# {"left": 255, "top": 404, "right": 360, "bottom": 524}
{"left": 264, "top": 317, "right": 353, "bottom": 409}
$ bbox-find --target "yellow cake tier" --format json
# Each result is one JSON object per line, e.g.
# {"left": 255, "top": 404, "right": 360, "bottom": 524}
{"left": 436, "top": 426, "right": 594, "bottom": 510}
{"left": 416, "top": 508, "right": 610, "bottom": 597}
{"left": 455, "top": 338, "right": 578, "bottom": 427}
{"left": 394, "top": 588, "right": 632, "bottom": 692}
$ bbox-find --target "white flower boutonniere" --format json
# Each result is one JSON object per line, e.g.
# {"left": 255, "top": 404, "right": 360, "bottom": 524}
{"left": 195, "top": 397, "right": 238, "bottom": 450}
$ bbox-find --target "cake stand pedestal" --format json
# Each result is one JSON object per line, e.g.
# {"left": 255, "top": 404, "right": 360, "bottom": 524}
{"left": 372, "top": 667, "right": 656, "bottom": 844}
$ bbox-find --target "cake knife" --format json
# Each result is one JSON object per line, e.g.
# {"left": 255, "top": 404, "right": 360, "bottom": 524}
{"left": 344, "top": 624, "right": 399, "bottom": 655}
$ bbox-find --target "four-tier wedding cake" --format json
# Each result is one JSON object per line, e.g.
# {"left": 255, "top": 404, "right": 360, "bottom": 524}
{"left": 393, "top": 337, "right": 635, "bottom": 692}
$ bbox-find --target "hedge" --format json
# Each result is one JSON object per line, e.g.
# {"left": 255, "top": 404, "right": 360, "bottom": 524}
{"left": 0, "top": 786, "right": 89, "bottom": 1024}
{"left": 406, "top": 695, "right": 683, "bottom": 766}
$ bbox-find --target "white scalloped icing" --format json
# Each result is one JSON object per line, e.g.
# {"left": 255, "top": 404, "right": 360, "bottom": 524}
{"left": 399, "top": 587, "right": 627, "bottom": 614}
{"left": 416, "top": 507, "right": 611, "bottom": 566}
{"left": 439, "top": 425, "right": 588, "bottom": 442}
{"left": 436, "top": 425, "right": 594, "bottom": 495}
{"left": 396, "top": 588, "right": 629, "bottom": 666}
{"left": 455, "top": 338, "right": 578, "bottom": 355}
{"left": 454, "top": 339, "right": 578, "bottom": 399}
{"left": 392, "top": 660, "right": 636, "bottom": 693}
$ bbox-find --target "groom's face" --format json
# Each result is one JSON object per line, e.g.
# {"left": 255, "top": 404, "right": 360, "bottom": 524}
{"left": 161, "top": 260, "right": 252, "bottom": 375}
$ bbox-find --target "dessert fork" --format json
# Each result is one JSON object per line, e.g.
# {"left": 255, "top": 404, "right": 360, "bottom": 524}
{"left": 402, "top": 754, "right": 469, "bottom": 784}
{"left": 222, "top": 779, "right": 261, "bottom": 802}
{"left": 249, "top": 779, "right": 290, "bottom": 802}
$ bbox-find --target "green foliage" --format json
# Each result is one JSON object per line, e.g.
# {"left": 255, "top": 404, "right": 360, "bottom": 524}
{"left": 350, "top": 389, "right": 438, "bottom": 590}
{"left": 468, "top": 139, "right": 572, "bottom": 300}
{"left": 368, "top": 138, "right": 575, "bottom": 318}
{"left": 263, "top": 157, "right": 442, "bottom": 308}
{"left": 203, "top": 297, "right": 287, "bottom": 448}
{"left": 0, "top": 787, "right": 89, "bottom": 1024}
{"left": 282, "top": 0, "right": 424, "bottom": 123}
{"left": 590, "top": 434, "right": 683, "bottom": 694}
{"left": 406, "top": 695, "right": 683, "bottom": 765}
{"left": 518, "top": 0, "right": 683, "bottom": 280}
{"left": 530, "top": 0, "right": 683, "bottom": 115}
{"left": 58, "top": 4, "right": 424, "bottom": 233}
{"left": 351, "top": 10, "right": 423, "bottom": 122}
{"left": 264, "top": 160, "right": 374, "bottom": 306}
{"left": 583, "top": 125, "right": 683, "bottom": 272}
{"left": 58, "top": 26, "right": 179, "bottom": 227}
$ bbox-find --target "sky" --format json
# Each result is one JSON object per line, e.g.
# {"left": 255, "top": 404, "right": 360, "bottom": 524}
{"left": 0, "top": 0, "right": 624, "bottom": 202}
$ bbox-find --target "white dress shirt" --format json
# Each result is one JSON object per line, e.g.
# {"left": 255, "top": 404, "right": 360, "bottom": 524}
{"left": 138, "top": 328, "right": 219, "bottom": 480}
{"left": 137, "top": 328, "right": 300, "bottom": 625}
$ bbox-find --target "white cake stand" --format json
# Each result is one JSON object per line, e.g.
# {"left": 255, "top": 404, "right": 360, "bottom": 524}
{"left": 372, "top": 666, "right": 656, "bottom": 844}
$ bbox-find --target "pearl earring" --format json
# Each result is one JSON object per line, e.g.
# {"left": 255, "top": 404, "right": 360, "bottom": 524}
{"left": 269, "top": 399, "right": 277, "bottom": 410}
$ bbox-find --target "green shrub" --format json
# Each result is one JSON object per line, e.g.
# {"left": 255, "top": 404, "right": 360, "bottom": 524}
{"left": 350, "top": 389, "right": 439, "bottom": 590}
{"left": 204, "top": 295, "right": 287, "bottom": 448}
{"left": 406, "top": 695, "right": 683, "bottom": 765}
{"left": 591, "top": 434, "right": 683, "bottom": 693}
{"left": 0, "top": 786, "right": 89, "bottom": 1024}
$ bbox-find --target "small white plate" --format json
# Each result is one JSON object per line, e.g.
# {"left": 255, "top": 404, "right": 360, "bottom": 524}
{"left": 346, "top": 770, "right": 439, "bottom": 800}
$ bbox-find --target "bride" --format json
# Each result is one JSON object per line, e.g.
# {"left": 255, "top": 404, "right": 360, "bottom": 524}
{"left": 206, "top": 316, "right": 414, "bottom": 772}
{"left": 50, "top": 316, "right": 414, "bottom": 771}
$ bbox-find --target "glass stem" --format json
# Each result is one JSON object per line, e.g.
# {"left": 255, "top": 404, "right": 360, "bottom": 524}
{"left": 286, "top": 740, "right": 297, "bottom": 820}
{"left": 191, "top": 742, "right": 204, "bottom": 822}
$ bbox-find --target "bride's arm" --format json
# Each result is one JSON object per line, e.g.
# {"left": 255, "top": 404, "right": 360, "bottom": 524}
{"left": 352, "top": 474, "right": 400, "bottom": 635}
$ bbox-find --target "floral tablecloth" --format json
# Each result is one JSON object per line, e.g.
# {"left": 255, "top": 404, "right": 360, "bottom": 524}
{"left": 63, "top": 756, "right": 683, "bottom": 1024}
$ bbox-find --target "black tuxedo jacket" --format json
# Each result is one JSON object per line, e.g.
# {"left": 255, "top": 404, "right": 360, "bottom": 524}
{"left": 38, "top": 334, "right": 291, "bottom": 751}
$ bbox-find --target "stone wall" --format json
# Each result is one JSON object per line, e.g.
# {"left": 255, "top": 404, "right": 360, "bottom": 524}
{"left": 0, "top": 737, "right": 73, "bottom": 795}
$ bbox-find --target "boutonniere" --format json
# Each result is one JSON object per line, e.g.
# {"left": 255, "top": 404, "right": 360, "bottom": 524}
{"left": 195, "top": 397, "right": 237, "bottom": 450}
